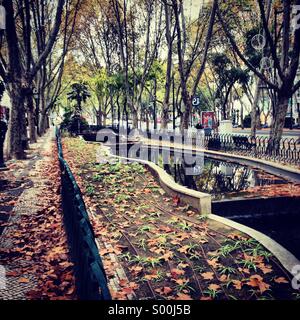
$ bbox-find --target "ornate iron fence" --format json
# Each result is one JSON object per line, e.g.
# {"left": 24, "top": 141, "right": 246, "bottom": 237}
{"left": 75, "top": 124, "right": 300, "bottom": 165}
{"left": 204, "top": 134, "right": 300, "bottom": 165}
{"left": 56, "top": 128, "right": 111, "bottom": 300}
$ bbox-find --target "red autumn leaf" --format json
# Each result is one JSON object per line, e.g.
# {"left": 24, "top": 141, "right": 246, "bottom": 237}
{"left": 6, "top": 271, "right": 20, "bottom": 277}
{"left": 174, "top": 278, "right": 189, "bottom": 286}
{"left": 274, "top": 277, "right": 289, "bottom": 284}
{"left": 200, "top": 296, "right": 212, "bottom": 301}
{"left": 173, "top": 195, "right": 180, "bottom": 206}
{"left": 119, "top": 279, "right": 128, "bottom": 287}
{"left": 208, "top": 284, "right": 220, "bottom": 291}
{"left": 129, "top": 265, "right": 143, "bottom": 274}
{"left": 219, "top": 274, "right": 229, "bottom": 282}
{"left": 155, "top": 287, "right": 173, "bottom": 295}
{"left": 201, "top": 272, "right": 214, "bottom": 280}
{"left": 171, "top": 268, "right": 185, "bottom": 278}
{"left": 258, "top": 263, "right": 273, "bottom": 274}
{"left": 207, "top": 258, "right": 220, "bottom": 268}
{"left": 246, "top": 275, "right": 270, "bottom": 294}
{"left": 159, "top": 251, "right": 173, "bottom": 261}
{"left": 175, "top": 293, "right": 193, "bottom": 300}
{"left": 144, "top": 270, "right": 160, "bottom": 280}
{"left": 18, "top": 277, "right": 30, "bottom": 284}
{"left": 232, "top": 280, "right": 243, "bottom": 290}
{"left": 178, "top": 245, "right": 190, "bottom": 254}
{"left": 128, "top": 282, "right": 139, "bottom": 290}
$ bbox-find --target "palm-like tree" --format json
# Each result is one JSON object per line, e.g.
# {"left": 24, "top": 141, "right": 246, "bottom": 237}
{"left": 67, "top": 82, "right": 91, "bottom": 115}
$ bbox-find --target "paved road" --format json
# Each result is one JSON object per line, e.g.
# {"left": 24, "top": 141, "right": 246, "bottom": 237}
{"left": 233, "top": 129, "right": 300, "bottom": 139}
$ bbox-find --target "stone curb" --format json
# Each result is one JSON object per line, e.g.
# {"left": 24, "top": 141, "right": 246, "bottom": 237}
{"left": 104, "top": 150, "right": 212, "bottom": 215}
{"left": 209, "top": 214, "right": 300, "bottom": 277}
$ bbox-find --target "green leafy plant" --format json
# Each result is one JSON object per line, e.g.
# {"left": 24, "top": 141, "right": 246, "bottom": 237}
{"left": 177, "top": 221, "right": 191, "bottom": 231}
{"left": 115, "top": 194, "right": 131, "bottom": 204}
{"left": 138, "top": 225, "right": 153, "bottom": 234}
{"left": 86, "top": 185, "right": 95, "bottom": 196}
{"left": 175, "top": 279, "right": 195, "bottom": 293}
{"left": 237, "top": 259, "right": 257, "bottom": 271}
{"left": 203, "top": 288, "right": 220, "bottom": 299}
{"left": 219, "top": 266, "right": 236, "bottom": 275}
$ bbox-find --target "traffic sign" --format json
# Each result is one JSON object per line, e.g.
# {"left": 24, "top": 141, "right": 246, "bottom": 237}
{"left": 192, "top": 96, "right": 201, "bottom": 107}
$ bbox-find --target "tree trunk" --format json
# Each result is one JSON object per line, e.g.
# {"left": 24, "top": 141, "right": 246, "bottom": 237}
{"left": 132, "top": 112, "right": 138, "bottom": 129}
{"left": 96, "top": 113, "right": 101, "bottom": 126}
{"left": 28, "top": 108, "right": 36, "bottom": 143}
{"left": 110, "top": 90, "right": 114, "bottom": 126}
{"left": 268, "top": 93, "right": 289, "bottom": 152}
{"left": 46, "top": 116, "right": 50, "bottom": 129}
{"left": 161, "top": 2, "right": 173, "bottom": 130}
{"left": 146, "top": 113, "right": 150, "bottom": 131}
{"left": 7, "top": 86, "right": 26, "bottom": 159}
{"left": 251, "top": 78, "right": 262, "bottom": 136}
{"left": 27, "top": 95, "right": 37, "bottom": 143}
{"left": 38, "top": 110, "right": 48, "bottom": 135}
{"left": 132, "top": 106, "right": 138, "bottom": 129}
{"left": 97, "top": 108, "right": 102, "bottom": 126}
{"left": 181, "top": 96, "right": 192, "bottom": 130}
{"left": 117, "top": 96, "right": 121, "bottom": 126}
{"left": 161, "top": 102, "right": 170, "bottom": 129}
{"left": 221, "top": 83, "right": 234, "bottom": 120}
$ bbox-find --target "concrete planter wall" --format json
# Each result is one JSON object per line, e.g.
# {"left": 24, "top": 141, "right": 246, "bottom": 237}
{"left": 100, "top": 145, "right": 212, "bottom": 215}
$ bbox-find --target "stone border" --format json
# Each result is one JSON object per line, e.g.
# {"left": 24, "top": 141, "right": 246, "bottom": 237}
{"left": 209, "top": 214, "right": 300, "bottom": 276}
{"left": 108, "top": 152, "right": 212, "bottom": 215}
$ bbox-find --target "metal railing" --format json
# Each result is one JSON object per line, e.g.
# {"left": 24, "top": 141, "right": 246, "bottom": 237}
{"left": 204, "top": 134, "right": 300, "bottom": 165}
{"left": 75, "top": 124, "right": 300, "bottom": 165}
{"left": 56, "top": 128, "right": 111, "bottom": 300}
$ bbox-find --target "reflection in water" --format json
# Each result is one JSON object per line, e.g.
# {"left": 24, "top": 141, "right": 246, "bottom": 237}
{"left": 162, "top": 156, "right": 287, "bottom": 200}
{"left": 110, "top": 143, "right": 288, "bottom": 200}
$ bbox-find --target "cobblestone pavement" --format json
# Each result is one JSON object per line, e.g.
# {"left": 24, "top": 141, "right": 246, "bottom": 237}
{"left": 0, "top": 131, "right": 54, "bottom": 300}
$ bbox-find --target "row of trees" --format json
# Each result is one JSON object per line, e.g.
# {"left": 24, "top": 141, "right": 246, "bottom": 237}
{"left": 1, "top": 0, "right": 300, "bottom": 159}
{"left": 1, "top": 0, "right": 82, "bottom": 159}
{"left": 63, "top": 0, "right": 300, "bottom": 146}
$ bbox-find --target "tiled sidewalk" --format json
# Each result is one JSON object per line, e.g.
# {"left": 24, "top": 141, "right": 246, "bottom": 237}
{"left": 0, "top": 132, "right": 53, "bottom": 300}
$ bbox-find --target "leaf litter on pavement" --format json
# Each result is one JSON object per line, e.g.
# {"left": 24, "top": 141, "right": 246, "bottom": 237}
{"left": 0, "top": 143, "right": 76, "bottom": 300}
{"left": 62, "top": 137, "right": 300, "bottom": 301}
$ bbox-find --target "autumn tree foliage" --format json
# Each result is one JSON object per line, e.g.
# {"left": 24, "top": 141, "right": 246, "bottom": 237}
{"left": 1, "top": 0, "right": 300, "bottom": 157}
{"left": 0, "top": 0, "right": 81, "bottom": 159}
